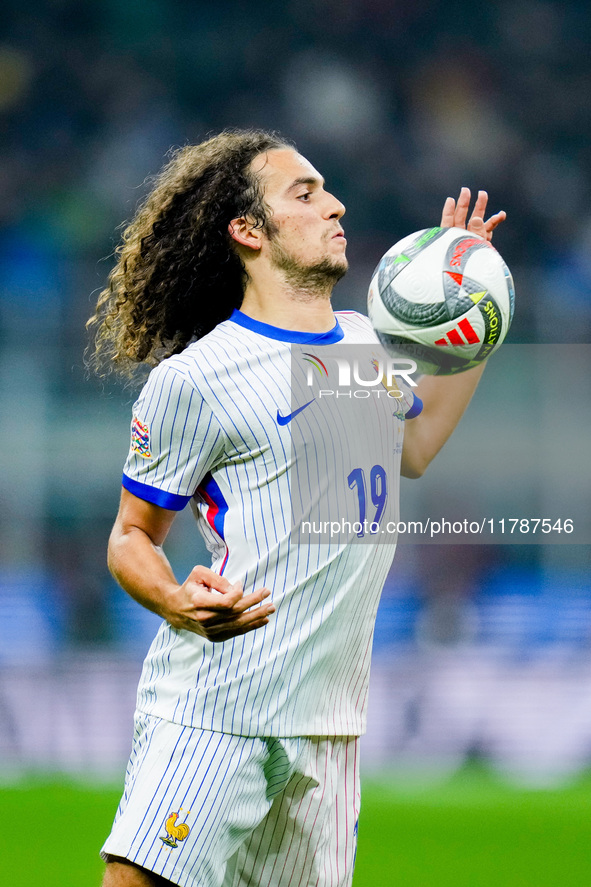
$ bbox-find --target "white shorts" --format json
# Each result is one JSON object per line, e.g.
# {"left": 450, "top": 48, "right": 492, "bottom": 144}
{"left": 101, "top": 712, "right": 360, "bottom": 887}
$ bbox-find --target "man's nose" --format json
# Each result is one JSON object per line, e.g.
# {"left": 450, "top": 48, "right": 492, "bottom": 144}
{"left": 325, "top": 193, "right": 346, "bottom": 220}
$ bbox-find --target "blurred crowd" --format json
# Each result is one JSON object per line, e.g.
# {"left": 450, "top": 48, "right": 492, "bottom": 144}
{"left": 2, "top": 1, "right": 591, "bottom": 344}
{"left": 0, "top": 0, "right": 589, "bottom": 658}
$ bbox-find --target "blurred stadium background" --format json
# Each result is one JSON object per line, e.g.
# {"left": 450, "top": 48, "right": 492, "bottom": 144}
{"left": 1, "top": 1, "right": 591, "bottom": 884}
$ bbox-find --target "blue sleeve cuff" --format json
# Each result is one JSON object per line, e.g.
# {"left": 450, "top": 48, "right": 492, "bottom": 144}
{"left": 122, "top": 473, "right": 192, "bottom": 511}
{"left": 405, "top": 395, "right": 423, "bottom": 420}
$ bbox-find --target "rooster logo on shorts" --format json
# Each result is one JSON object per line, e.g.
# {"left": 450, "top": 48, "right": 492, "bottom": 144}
{"left": 160, "top": 810, "right": 191, "bottom": 848}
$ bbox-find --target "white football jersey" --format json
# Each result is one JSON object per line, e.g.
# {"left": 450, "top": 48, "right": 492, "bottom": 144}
{"left": 122, "top": 309, "right": 419, "bottom": 737}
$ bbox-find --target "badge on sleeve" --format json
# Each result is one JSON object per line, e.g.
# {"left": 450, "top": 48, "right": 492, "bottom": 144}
{"left": 131, "top": 416, "right": 152, "bottom": 459}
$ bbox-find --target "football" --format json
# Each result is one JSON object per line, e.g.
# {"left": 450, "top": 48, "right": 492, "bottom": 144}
{"left": 368, "top": 226, "right": 515, "bottom": 375}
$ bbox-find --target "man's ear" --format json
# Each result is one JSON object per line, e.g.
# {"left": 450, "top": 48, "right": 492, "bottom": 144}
{"left": 228, "top": 217, "right": 263, "bottom": 250}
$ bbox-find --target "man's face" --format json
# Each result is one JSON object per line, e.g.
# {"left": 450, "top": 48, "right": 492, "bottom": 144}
{"left": 253, "top": 149, "right": 348, "bottom": 290}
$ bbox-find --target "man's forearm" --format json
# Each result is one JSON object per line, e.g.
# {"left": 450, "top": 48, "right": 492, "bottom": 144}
{"left": 401, "top": 362, "right": 486, "bottom": 478}
{"left": 108, "top": 522, "right": 180, "bottom": 618}
{"left": 107, "top": 494, "right": 275, "bottom": 639}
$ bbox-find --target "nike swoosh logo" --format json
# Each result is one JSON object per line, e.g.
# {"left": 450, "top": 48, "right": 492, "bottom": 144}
{"left": 276, "top": 399, "right": 316, "bottom": 425}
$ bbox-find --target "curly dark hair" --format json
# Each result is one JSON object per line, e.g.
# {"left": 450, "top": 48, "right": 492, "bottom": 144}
{"left": 87, "top": 129, "right": 292, "bottom": 376}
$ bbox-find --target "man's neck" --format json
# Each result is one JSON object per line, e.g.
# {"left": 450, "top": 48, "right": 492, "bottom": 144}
{"left": 239, "top": 281, "right": 336, "bottom": 333}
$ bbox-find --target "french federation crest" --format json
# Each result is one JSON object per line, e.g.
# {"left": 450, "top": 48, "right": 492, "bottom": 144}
{"left": 160, "top": 810, "right": 191, "bottom": 848}
{"left": 131, "top": 416, "right": 152, "bottom": 459}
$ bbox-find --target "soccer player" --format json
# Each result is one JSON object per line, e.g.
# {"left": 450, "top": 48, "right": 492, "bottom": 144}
{"left": 88, "top": 130, "right": 505, "bottom": 887}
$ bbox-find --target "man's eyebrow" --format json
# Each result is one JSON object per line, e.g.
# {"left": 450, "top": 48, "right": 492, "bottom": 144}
{"left": 286, "top": 175, "right": 324, "bottom": 193}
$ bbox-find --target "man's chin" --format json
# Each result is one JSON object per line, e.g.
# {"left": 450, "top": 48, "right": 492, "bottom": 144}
{"left": 309, "top": 258, "right": 348, "bottom": 287}
{"left": 333, "top": 262, "right": 348, "bottom": 283}
{"left": 270, "top": 241, "right": 348, "bottom": 290}
{"left": 317, "top": 253, "right": 349, "bottom": 278}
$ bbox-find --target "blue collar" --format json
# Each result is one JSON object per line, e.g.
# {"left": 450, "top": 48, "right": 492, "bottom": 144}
{"left": 229, "top": 309, "right": 344, "bottom": 344}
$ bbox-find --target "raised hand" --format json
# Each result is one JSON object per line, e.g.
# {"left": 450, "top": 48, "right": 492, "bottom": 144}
{"left": 440, "top": 187, "right": 506, "bottom": 241}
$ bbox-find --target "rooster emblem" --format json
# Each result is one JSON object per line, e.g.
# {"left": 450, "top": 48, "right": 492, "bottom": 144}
{"left": 160, "top": 810, "right": 191, "bottom": 848}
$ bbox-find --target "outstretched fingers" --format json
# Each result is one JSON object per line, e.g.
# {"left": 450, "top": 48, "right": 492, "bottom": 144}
{"left": 484, "top": 209, "right": 507, "bottom": 236}
{"left": 471, "top": 189, "right": 489, "bottom": 223}
{"left": 453, "top": 186, "right": 472, "bottom": 228}
{"left": 440, "top": 186, "right": 472, "bottom": 229}
{"left": 440, "top": 187, "right": 506, "bottom": 241}
{"left": 440, "top": 196, "right": 457, "bottom": 228}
